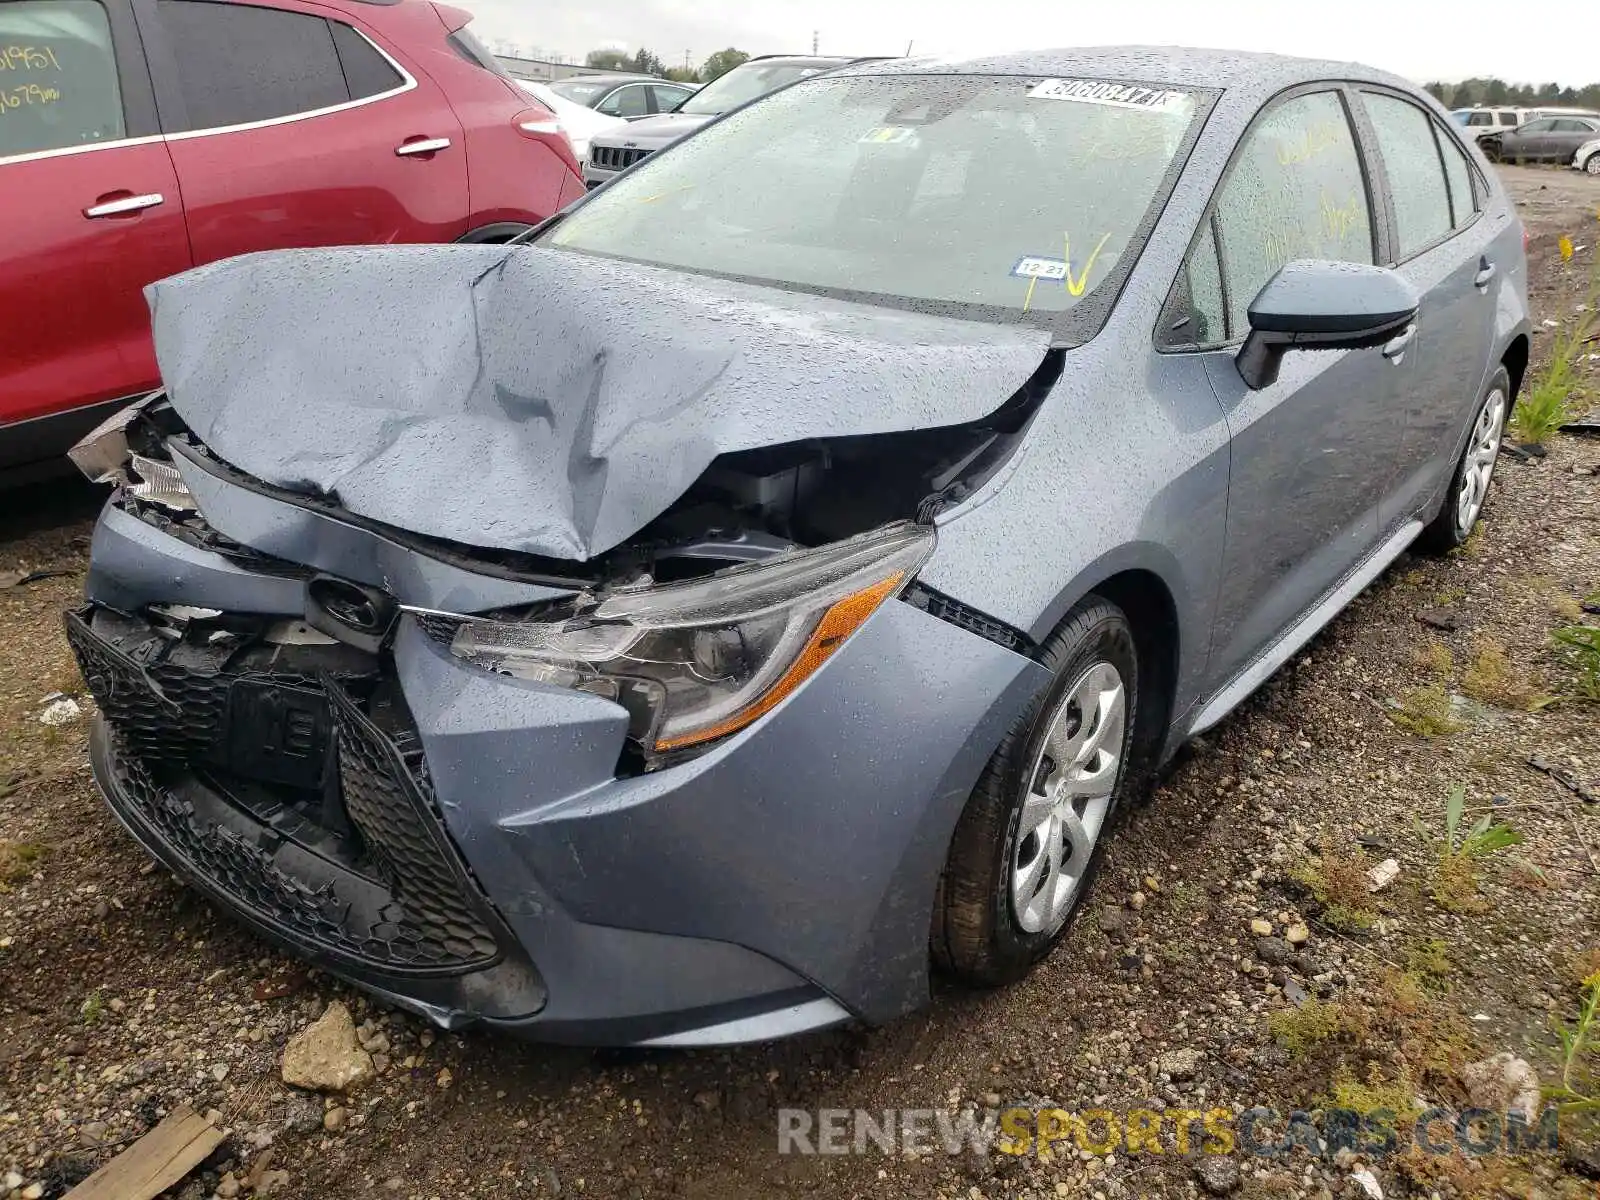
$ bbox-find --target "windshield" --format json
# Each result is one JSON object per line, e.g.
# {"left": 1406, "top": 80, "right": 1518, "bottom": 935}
{"left": 549, "top": 78, "right": 613, "bottom": 105}
{"left": 678, "top": 62, "right": 832, "bottom": 115}
{"left": 544, "top": 74, "right": 1205, "bottom": 327}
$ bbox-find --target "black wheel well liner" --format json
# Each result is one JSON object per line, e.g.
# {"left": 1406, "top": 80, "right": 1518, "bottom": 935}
{"left": 1086, "top": 569, "right": 1179, "bottom": 776}
{"left": 1502, "top": 334, "right": 1530, "bottom": 405}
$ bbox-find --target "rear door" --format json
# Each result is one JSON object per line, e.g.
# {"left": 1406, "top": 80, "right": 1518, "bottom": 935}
{"left": 136, "top": 0, "right": 468, "bottom": 264}
{"left": 1551, "top": 118, "right": 1600, "bottom": 162}
{"left": 1355, "top": 89, "right": 1501, "bottom": 530}
{"left": 0, "top": 0, "right": 189, "bottom": 458}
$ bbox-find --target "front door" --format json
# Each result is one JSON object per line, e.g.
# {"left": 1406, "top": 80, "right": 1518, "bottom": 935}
{"left": 1196, "top": 87, "right": 1418, "bottom": 688}
{"left": 0, "top": 0, "right": 190, "bottom": 463}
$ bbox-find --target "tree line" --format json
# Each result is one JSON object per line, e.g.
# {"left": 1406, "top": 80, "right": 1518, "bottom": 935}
{"left": 584, "top": 47, "right": 750, "bottom": 84}
{"left": 1425, "top": 78, "right": 1600, "bottom": 110}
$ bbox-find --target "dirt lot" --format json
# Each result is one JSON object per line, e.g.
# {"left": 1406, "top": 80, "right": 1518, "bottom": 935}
{"left": 2, "top": 166, "right": 1599, "bottom": 1200}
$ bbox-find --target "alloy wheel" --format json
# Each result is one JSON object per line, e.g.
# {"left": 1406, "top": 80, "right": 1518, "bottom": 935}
{"left": 1455, "top": 386, "right": 1506, "bottom": 537}
{"left": 1587, "top": 154, "right": 1600, "bottom": 176}
{"left": 1010, "top": 661, "right": 1125, "bottom": 935}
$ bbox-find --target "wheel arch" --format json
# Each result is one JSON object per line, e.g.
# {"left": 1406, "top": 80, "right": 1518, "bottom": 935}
{"left": 1083, "top": 568, "right": 1181, "bottom": 780}
{"left": 455, "top": 222, "right": 534, "bottom": 245}
{"left": 1025, "top": 550, "right": 1191, "bottom": 775}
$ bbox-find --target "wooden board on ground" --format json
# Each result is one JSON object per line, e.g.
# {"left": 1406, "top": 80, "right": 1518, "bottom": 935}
{"left": 65, "top": 1104, "right": 224, "bottom": 1200}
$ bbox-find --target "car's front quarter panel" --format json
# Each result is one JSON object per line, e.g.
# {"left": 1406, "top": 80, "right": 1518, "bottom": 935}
{"left": 919, "top": 89, "right": 1253, "bottom": 743}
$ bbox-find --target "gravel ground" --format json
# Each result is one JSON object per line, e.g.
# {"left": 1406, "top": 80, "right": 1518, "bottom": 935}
{"left": 2, "top": 167, "right": 1598, "bottom": 1200}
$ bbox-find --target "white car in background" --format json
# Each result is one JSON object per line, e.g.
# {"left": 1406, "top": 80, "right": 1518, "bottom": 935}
{"left": 517, "top": 80, "right": 629, "bottom": 162}
{"left": 1574, "top": 136, "right": 1600, "bottom": 175}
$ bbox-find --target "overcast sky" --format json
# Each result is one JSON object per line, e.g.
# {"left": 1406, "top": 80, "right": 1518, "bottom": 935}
{"left": 463, "top": 0, "right": 1593, "bottom": 87}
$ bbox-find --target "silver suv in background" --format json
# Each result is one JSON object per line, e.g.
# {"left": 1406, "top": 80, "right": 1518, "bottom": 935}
{"left": 582, "top": 55, "right": 866, "bottom": 187}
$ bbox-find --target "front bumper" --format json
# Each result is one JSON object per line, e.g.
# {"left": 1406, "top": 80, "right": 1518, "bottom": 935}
{"left": 73, "top": 487, "right": 1046, "bottom": 1044}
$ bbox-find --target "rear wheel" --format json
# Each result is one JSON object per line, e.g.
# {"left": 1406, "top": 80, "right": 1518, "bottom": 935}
{"left": 932, "top": 596, "right": 1139, "bottom": 986}
{"left": 1418, "top": 366, "right": 1509, "bottom": 555}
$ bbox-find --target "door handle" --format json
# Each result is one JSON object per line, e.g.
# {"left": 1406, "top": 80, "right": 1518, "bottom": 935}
{"left": 1474, "top": 258, "right": 1498, "bottom": 289}
{"left": 1381, "top": 324, "right": 1416, "bottom": 362}
{"left": 395, "top": 137, "right": 451, "bottom": 157}
{"left": 84, "top": 192, "right": 164, "bottom": 218}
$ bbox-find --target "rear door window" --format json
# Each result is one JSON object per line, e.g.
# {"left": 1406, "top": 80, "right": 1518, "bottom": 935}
{"left": 1434, "top": 126, "right": 1478, "bottom": 230}
{"left": 1497, "top": 111, "right": 1519, "bottom": 125}
{"left": 0, "top": 0, "right": 125, "bottom": 156}
{"left": 648, "top": 84, "right": 686, "bottom": 113}
{"left": 1361, "top": 91, "right": 1453, "bottom": 259}
{"left": 1210, "top": 90, "right": 1374, "bottom": 336}
{"left": 596, "top": 83, "right": 648, "bottom": 118}
{"left": 156, "top": 0, "right": 352, "bottom": 130}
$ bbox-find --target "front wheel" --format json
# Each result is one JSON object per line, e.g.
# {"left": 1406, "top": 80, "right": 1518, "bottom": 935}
{"left": 932, "top": 596, "right": 1139, "bottom": 987}
{"left": 1585, "top": 152, "right": 1600, "bottom": 176}
{"left": 1417, "top": 366, "right": 1509, "bottom": 555}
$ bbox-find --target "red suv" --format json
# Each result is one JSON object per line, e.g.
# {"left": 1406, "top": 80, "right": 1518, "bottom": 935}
{"left": 1, "top": 0, "right": 582, "bottom": 479}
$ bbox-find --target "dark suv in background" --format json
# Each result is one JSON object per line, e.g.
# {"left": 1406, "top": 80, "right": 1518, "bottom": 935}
{"left": 583, "top": 54, "right": 868, "bottom": 187}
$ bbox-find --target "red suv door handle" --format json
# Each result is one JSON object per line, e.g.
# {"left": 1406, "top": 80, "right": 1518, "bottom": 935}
{"left": 85, "top": 192, "right": 165, "bottom": 219}
{"left": 395, "top": 137, "right": 452, "bottom": 158}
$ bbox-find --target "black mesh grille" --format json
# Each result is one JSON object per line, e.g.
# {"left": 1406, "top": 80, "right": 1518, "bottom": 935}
{"left": 66, "top": 612, "right": 228, "bottom": 761}
{"left": 327, "top": 685, "right": 500, "bottom": 964}
{"left": 68, "top": 606, "right": 503, "bottom": 976}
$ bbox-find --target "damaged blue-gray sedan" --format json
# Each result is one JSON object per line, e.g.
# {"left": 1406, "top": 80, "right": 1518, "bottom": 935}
{"left": 67, "top": 48, "right": 1528, "bottom": 1046}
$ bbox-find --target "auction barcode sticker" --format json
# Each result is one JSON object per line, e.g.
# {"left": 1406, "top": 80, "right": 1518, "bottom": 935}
{"left": 1028, "top": 79, "right": 1191, "bottom": 112}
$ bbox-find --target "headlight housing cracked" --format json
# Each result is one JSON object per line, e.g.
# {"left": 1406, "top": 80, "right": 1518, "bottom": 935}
{"left": 441, "top": 522, "right": 936, "bottom": 754}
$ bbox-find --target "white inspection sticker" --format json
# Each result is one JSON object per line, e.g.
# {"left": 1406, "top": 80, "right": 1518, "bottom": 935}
{"left": 1011, "top": 255, "right": 1069, "bottom": 281}
{"left": 1028, "top": 79, "right": 1191, "bottom": 112}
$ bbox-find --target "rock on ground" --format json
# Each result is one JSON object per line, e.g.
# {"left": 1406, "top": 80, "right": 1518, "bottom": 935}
{"left": 281, "top": 1001, "right": 375, "bottom": 1093}
{"left": 1461, "top": 1052, "right": 1542, "bottom": 1122}
{"left": 1193, "top": 1156, "right": 1241, "bottom": 1195}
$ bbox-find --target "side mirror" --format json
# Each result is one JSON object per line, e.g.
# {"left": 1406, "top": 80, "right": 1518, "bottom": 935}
{"left": 1236, "top": 260, "right": 1419, "bottom": 390}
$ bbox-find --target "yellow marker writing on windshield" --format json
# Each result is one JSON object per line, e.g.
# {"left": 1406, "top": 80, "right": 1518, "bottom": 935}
{"left": 1064, "top": 231, "right": 1112, "bottom": 297}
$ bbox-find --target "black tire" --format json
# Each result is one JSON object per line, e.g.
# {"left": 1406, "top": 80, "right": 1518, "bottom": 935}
{"left": 1585, "top": 152, "right": 1600, "bottom": 177}
{"left": 932, "top": 595, "right": 1140, "bottom": 987}
{"left": 1417, "top": 365, "right": 1512, "bottom": 555}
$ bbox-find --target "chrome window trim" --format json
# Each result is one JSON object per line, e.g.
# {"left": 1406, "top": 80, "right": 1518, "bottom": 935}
{"left": 1, "top": 25, "right": 415, "bottom": 170}
{"left": 162, "top": 25, "right": 416, "bottom": 143}
{"left": 0, "top": 134, "right": 166, "bottom": 169}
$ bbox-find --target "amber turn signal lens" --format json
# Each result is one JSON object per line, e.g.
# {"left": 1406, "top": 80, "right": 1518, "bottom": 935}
{"left": 653, "top": 572, "right": 906, "bottom": 752}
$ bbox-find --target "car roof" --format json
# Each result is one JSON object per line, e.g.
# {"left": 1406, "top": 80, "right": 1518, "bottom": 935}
{"left": 830, "top": 45, "right": 1417, "bottom": 102}
{"left": 741, "top": 55, "right": 867, "bottom": 68}
{"left": 554, "top": 73, "right": 660, "bottom": 86}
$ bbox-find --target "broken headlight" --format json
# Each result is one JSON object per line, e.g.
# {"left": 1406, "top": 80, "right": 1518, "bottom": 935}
{"left": 444, "top": 522, "right": 936, "bottom": 753}
{"left": 68, "top": 398, "right": 196, "bottom": 513}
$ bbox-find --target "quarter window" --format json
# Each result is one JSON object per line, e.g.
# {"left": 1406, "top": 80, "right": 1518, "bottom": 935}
{"left": 0, "top": 0, "right": 125, "bottom": 157}
{"left": 1211, "top": 90, "right": 1374, "bottom": 337}
{"left": 330, "top": 21, "right": 402, "bottom": 101}
{"left": 1159, "top": 215, "right": 1227, "bottom": 349}
{"left": 1362, "top": 91, "right": 1452, "bottom": 259}
{"left": 157, "top": 0, "right": 391, "bottom": 131}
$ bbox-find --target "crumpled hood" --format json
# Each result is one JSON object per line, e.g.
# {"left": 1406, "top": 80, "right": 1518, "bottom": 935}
{"left": 591, "top": 112, "right": 712, "bottom": 147}
{"left": 146, "top": 244, "right": 1052, "bottom": 561}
